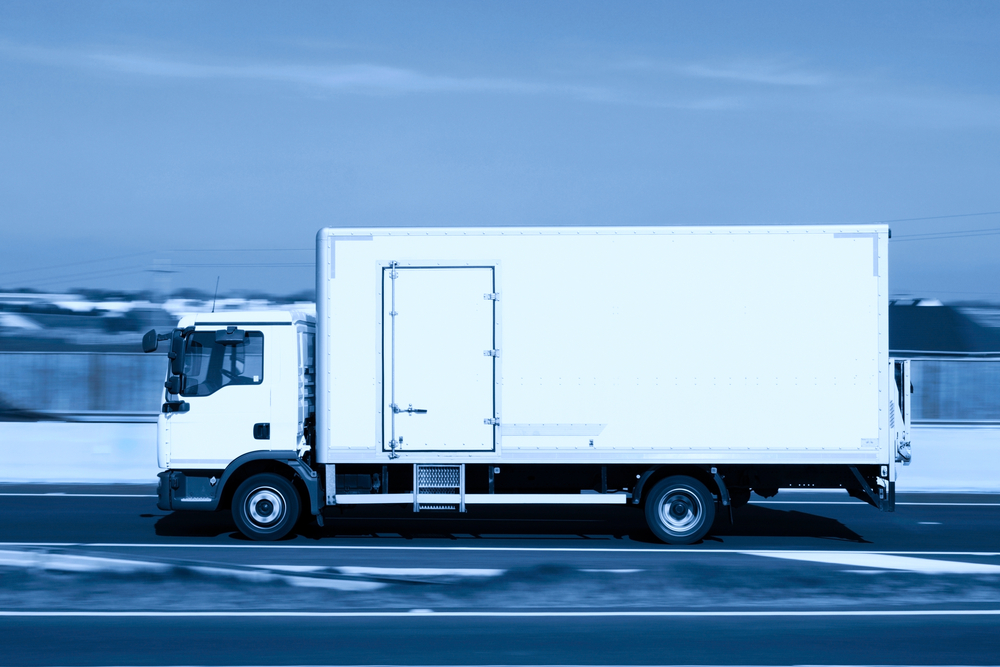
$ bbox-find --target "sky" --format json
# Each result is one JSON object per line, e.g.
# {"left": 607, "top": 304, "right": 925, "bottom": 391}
{"left": 1, "top": 1, "right": 999, "bottom": 301}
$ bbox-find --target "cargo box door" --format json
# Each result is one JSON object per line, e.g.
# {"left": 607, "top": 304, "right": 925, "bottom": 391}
{"left": 383, "top": 266, "right": 496, "bottom": 452}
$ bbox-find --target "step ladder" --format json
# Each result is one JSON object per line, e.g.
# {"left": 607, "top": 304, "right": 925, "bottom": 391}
{"left": 413, "top": 464, "right": 465, "bottom": 512}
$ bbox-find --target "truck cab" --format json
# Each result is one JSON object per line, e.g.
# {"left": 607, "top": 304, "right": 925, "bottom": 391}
{"left": 145, "top": 310, "right": 317, "bottom": 536}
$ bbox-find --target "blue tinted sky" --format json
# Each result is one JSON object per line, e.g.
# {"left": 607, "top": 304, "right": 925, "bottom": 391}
{"left": 1, "top": 1, "right": 999, "bottom": 300}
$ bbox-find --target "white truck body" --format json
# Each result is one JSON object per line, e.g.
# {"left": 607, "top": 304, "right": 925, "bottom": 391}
{"left": 150, "top": 223, "right": 911, "bottom": 542}
{"left": 318, "top": 225, "right": 892, "bottom": 466}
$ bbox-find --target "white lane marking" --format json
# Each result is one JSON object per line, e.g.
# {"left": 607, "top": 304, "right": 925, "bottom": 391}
{"left": 335, "top": 566, "right": 504, "bottom": 577}
{"left": 899, "top": 502, "right": 1000, "bottom": 506}
{"left": 751, "top": 501, "right": 868, "bottom": 505}
{"left": 3, "top": 543, "right": 1000, "bottom": 556}
{"left": 580, "top": 568, "right": 643, "bottom": 573}
{"left": 919, "top": 521, "right": 942, "bottom": 525}
{"left": 0, "top": 493, "right": 157, "bottom": 498}
{"left": 0, "top": 550, "right": 169, "bottom": 573}
{"left": 0, "top": 609, "right": 999, "bottom": 617}
{"left": 249, "top": 564, "right": 326, "bottom": 573}
{"left": 842, "top": 570, "right": 895, "bottom": 574}
{"left": 0, "top": 550, "right": 383, "bottom": 591}
{"left": 751, "top": 501, "right": 1000, "bottom": 506}
{"left": 181, "top": 565, "right": 383, "bottom": 590}
{"left": 745, "top": 551, "right": 1000, "bottom": 574}
{"left": 251, "top": 565, "right": 506, "bottom": 578}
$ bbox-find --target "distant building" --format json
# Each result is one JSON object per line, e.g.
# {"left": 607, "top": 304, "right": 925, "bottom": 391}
{"left": 890, "top": 301, "right": 1000, "bottom": 357}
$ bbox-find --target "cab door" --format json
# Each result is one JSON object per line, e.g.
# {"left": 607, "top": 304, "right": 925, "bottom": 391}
{"left": 166, "top": 327, "right": 273, "bottom": 469}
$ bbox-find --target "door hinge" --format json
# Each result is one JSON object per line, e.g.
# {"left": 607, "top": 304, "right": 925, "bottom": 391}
{"left": 484, "top": 292, "right": 499, "bottom": 301}
{"left": 483, "top": 349, "right": 499, "bottom": 357}
{"left": 484, "top": 418, "right": 500, "bottom": 426}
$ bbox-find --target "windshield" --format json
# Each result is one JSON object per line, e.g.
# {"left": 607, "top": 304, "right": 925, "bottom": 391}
{"left": 181, "top": 331, "right": 264, "bottom": 397}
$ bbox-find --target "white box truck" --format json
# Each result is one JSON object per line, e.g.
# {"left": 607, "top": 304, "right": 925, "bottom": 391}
{"left": 144, "top": 224, "right": 912, "bottom": 543}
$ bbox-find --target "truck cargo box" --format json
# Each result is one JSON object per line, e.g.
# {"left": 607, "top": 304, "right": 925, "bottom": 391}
{"left": 316, "top": 225, "right": 890, "bottom": 467}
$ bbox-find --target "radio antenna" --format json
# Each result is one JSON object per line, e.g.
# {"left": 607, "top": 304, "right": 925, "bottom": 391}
{"left": 211, "top": 276, "right": 220, "bottom": 313}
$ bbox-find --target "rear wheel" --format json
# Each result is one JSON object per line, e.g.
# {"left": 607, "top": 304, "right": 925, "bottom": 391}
{"left": 644, "top": 476, "right": 715, "bottom": 544}
{"left": 232, "top": 473, "right": 300, "bottom": 541}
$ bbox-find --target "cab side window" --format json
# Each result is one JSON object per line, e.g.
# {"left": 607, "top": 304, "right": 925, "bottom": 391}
{"left": 181, "top": 331, "right": 264, "bottom": 397}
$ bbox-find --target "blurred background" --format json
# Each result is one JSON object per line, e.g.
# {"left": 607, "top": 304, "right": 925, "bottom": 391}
{"left": 1, "top": 290, "right": 998, "bottom": 489}
{"left": 1, "top": 0, "right": 999, "bottom": 488}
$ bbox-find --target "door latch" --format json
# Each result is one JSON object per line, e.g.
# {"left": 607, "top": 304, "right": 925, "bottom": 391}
{"left": 483, "top": 349, "right": 499, "bottom": 357}
{"left": 484, "top": 293, "right": 499, "bottom": 301}
{"left": 484, "top": 418, "right": 499, "bottom": 426}
{"left": 392, "top": 404, "right": 427, "bottom": 415}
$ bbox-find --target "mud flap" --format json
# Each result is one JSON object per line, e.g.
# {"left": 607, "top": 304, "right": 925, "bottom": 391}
{"left": 848, "top": 466, "right": 894, "bottom": 512}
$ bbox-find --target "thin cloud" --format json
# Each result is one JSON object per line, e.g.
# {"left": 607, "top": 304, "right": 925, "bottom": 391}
{"left": 87, "top": 52, "right": 544, "bottom": 95}
{"left": 0, "top": 40, "right": 586, "bottom": 98}
{"left": 619, "top": 57, "right": 828, "bottom": 87}
{"left": 0, "top": 40, "right": 734, "bottom": 110}
{"left": 679, "top": 60, "right": 829, "bottom": 87}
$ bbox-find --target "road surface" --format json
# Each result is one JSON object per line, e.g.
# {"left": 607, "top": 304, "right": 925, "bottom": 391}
{"left": 1, "top": 484, "right": 998, "bottom": 665}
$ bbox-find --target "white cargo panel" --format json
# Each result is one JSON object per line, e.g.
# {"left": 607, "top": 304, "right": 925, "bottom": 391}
{"left": 316, "top": 226, "right": 888, "bottom": 466}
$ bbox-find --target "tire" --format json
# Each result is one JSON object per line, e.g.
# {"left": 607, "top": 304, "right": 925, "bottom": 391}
{"left": 232, "top": 473, "right": 300, "bottom": 541}
{"left": 644, "top": 476, "right": 715, "bottom": 545}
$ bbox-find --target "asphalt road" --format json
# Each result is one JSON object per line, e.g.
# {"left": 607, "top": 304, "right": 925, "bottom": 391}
{"left": 1, "top": 484, "right": 999, "bottom": 665}
{"left": 4, "top": 615, "right": 1000, "bottom": 666}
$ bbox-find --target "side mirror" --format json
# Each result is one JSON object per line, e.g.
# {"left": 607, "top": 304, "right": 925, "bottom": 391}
{"left": 164, "top": 376, "right": 181, "bottom": 395}
{"left": 142, "top": 330, "right": 159, "bottom": 353}
{"left": 215, "top": 327, "right": 246, "bottom": 345}
{"left": 168, "top": 330, "right": 186, "bottom": 376}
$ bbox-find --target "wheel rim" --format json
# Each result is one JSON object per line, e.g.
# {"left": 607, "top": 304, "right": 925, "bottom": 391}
{"left": 245, "top": 487, "right": 285, "bottom": 529}
{"left": 657, "top": 487, "right": 704, "bottom": 536}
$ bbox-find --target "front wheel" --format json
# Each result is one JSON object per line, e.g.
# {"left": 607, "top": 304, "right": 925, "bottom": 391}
{"left": 232, "top": 473, "right": 300, "bottom": 541}
{"left": 644, "top": 476, "right": 715, "bottom": 545}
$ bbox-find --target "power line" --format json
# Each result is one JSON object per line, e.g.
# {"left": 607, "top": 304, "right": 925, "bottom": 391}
{"left": 13, "top": 266, "right": 151, "bottom": 290}
{"left": 0, "top": 251, "right": 154, "bottom": 278}
{"left": 892, "top": 226, "right": 1000, "bottom": 242}
{"left": 878, "top": 211, "right": 1000, "bottom": 223}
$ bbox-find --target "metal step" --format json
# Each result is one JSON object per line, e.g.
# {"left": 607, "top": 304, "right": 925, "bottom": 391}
{"left": 414, "top": 464, "right": 465, "bottom": 512}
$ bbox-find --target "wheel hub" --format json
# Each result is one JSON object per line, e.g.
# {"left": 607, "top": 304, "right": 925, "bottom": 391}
{"left": 247, "top": 488, "right": 284, "bottom": 527}
{"left": 658, "top": 488, "right": 703, "bottom": 535}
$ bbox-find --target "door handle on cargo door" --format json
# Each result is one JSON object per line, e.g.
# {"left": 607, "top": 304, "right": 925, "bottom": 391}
{"left": 392, "top": 403, "right": 427, "bottom": 415}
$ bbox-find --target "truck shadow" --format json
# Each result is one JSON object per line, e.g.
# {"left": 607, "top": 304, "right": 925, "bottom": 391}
{"left": 153, "top": 504, "right": 868, "bottom": 544}
{"left": 711, "top": 505, "right": 871, "bottom": 543}
{"left": 153, "top": 510, "right": 239, "bottom": 537}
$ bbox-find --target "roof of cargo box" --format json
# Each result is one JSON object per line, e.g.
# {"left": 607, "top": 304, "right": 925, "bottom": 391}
{"left": 318, "top": 224, "right": 889, "bottom": 237}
